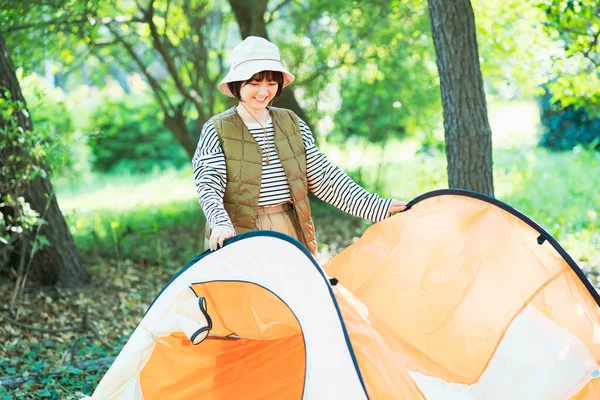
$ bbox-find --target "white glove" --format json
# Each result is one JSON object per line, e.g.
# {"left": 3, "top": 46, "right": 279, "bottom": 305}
{"left": 209, "top": 226, "right": 236, "bottom": 251}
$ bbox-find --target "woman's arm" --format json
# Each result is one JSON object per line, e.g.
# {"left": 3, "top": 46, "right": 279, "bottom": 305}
{"left": 300, "top": 119, "right": 404, "bottom": 222}
{"left": 192, "top": 121, "right": 234, "bottom": 230}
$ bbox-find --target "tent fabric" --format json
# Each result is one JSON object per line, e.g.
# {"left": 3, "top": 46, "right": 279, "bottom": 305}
{"left": 85, "top": 189, "right": 600, "bottom": 399}
{"left": 86, "top": 232, "right": 373, "bottom": 400}
{"left": 326, "top": 189, "right": 600, "bottom": 398}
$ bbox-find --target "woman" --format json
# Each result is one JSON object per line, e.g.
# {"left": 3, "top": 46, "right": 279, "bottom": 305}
{"left": 193, "top": 36, "right": 407, "bottom": 254}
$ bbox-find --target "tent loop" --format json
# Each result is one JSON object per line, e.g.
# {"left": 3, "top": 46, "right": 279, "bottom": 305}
{"left": 537, "top": 234, "right": 547, "bottom": 245}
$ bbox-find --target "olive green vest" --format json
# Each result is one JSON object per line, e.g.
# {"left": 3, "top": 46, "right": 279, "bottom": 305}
{"left": 208, "top": 106, "right": 317, "bottom": 255}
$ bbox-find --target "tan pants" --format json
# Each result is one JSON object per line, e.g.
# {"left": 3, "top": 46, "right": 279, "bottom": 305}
{"left": 204, "top": 202, "right": 308, "bottom": 250}
{"left": 256, "top": 202, "right": 307, "bottom": 247}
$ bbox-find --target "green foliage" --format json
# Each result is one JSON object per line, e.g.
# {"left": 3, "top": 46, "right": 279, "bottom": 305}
{"left": 536, "top": 0, "right": 600, "bottom": 112}
{"left": 496, "top": 146, "right": 600, "bottom": 263}
{"left": 1, "top": 0, "right": 99, "bottom": 74}
{"left": 0, "top": 339, "right": 114, "bottom": 399}
{"left": 87, "top": 95, "right": 189, "bottom": 173}
{"left": 473, "top": 0, "right": 552, "bottom": 98}
{"left": 331, "top": 2, "right": 440, "bottom": 145}
{"left": 83, "top": 0, "right": 235, "bottom": 124}
{"left": 0, "top": 89, "right": 46, "bottom": 261}
{"left": 21, "top": 74, "right": 92, "bottom": 182}
{"left": 69, "top": 199, "right": 205, "bottom": 266}
{"left": 0, "top": 90, "right": 46, "bottom": 187}
{"left": 52, "top": 167, "right": 207, "bottom": 264}
{"left": 539, "top": 88, "right": 600, "bottom": 150}
{"left": 469, "top": 0, "right": 600, "bottom": 116}
{"left": 275, "top": 0, "right": 441, "bottom": 142}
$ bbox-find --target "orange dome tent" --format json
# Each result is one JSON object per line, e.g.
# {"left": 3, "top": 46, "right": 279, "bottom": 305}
{"left": 85, "top": 190, "right": 600, "bottom": 399}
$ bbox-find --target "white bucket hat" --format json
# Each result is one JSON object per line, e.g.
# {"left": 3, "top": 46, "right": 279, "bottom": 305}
{"left": 218, "top": 36, "right": 295, "bottom": 98}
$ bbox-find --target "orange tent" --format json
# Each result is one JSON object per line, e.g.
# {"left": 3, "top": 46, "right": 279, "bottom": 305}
{"left": 85, "top": 190, "right": 600, "bottom": 399}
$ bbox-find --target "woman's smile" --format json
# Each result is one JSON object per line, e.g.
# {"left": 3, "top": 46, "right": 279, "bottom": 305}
{"left": 240, "top": 79, "right": 279, "bottom": 111}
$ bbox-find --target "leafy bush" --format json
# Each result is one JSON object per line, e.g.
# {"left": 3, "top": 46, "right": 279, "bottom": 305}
{"left": 21, "top": 74, "right": 92, "bottom": 183}
{"left": 0, "top": 89, "right": 47, "bottom": 278}
{"left": 88, "top": 96, "right": 189, "bottom": 173}
{"left": 539, "top": 90, "right": 600, "bottom": 151}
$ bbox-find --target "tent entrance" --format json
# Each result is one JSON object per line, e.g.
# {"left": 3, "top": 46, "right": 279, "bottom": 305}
{"left": 139, "top": 281, "right": 306, "bottom": 400}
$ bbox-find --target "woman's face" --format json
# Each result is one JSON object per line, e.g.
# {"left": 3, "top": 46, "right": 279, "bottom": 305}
{"left": 239, "top": 77, "right": 279, "bottom": 113}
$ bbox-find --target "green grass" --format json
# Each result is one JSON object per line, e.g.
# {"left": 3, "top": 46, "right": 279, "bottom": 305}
{"left": 54, "top": 144, "right": 599, "bottom": 269}
{"left": 496, "top": 147, "right": 599, "bottom": 263}
{"left": 55, "top": 168, "right": 206, "bottom": 270}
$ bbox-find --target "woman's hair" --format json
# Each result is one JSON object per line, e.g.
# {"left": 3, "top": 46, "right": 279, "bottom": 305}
{"left": 227, "top": 70, "right": 284, "bottom": 101}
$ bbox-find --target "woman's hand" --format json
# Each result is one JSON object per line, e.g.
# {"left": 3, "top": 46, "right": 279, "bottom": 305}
{"left": 209, "top": 226, "right": 236, "bottom": 251}
{"left": 387, "top": 199, "right": 408, "bottom": 217}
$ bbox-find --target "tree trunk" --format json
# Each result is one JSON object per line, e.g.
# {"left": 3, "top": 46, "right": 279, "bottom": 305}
{"left": 274, "top": 90, "right": 311, "bottom": 127}
{"left": 24, "top": 175, "right": 89, "bottom": 286}
{"left": 164, "top": 106, "right": 197, "bottom": 159}
{"left": 227, "top": 0, "right": 313, "bottom": 127}
{"left": 0, "top": 31, "right": 88, "bottom": 287}
{"left": 427, "top": 0, "right": 494, "bottom": 197}
{"left": 228, "top": 0, "right": 269, "bottom": 39}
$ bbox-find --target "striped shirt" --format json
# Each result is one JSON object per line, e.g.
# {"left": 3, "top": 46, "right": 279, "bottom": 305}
{"left": 192, "top": 117, "right": 392, "bottom": 230}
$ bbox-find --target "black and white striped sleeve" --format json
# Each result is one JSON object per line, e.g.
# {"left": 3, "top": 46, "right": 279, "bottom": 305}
{"left": 192, "top": 121, "right": 233, "bottom": 230}
{"left": 299, "top": 119, "right": 392, "bottom": 223}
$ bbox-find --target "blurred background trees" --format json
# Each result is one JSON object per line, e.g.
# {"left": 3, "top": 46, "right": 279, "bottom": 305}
{"left": 0, "top": 30, "right": 87, "bottom": 307}
{"left": 1, "top": 0, "right": 598, "bottom": 284}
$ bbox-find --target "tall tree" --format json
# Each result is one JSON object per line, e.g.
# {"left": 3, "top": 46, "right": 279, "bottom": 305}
{"left": 0, "top": 31, "right": 88, "bottom": 290}
{"left": 91, "top": 0, "right": 311, "bottom": 156}
{"left": 228, "top": 0, "right": 311, "bottom": 126}
{"left": 427, "top": 0, "right": 494, "bottom": 197}
{"left": 3, "top": 0, "right": 307, "bottom": 158}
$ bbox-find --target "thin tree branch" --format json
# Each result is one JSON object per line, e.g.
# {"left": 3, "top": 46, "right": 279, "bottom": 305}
{"left": 134, "top": 0, "right": 147, "bottom": 13}
{"left": 180, "top": 0, "right": 212, "bottom": 115}
{"left": 582, "top": 30, "right": 600, "bottom": 67}
{"left": 92, "top": 39, "right": 120, "bottom": 47}
{"left": 6, "top": 16, "right": 90, "bottom": 33}
{"left": 5, "top": 314, "right": 80, "bottom": 334}
{"left": 104, "top": 23, "right": 174, "bottom": 114}
{"left": 266, "top": 0, "right": 295, "bottom": 24}
{"left": 297, "top": 7, "right": 385, "bottom": 87}
{"left": 541, "top": 21, "right": 588, "bottom": 37}
{"left": 7, "top": 15, "right": 144, "bottom": 33}
{"left": 5, "top": 307, "right": 114, "bottom": 351}
{"left": 84, "top": 306, "right": 114, "bottom": 350}
{"left": 143, "top": 0, "right": 205, "bottom": 120}
{"left": 173, "top": 2, "right": 202, "bottom": 91}
{"left": 181, "top": 0, "right": 206, "bottom": 90}
{"left": 298, "top": 46, "right": 379, "bottom": 86}
{"left": 69, "top": 336, "right": 81, "bottom": 364}
{"left": 164, "top": 0, "right": 172, "bottom": 35}
{"left": 97, "top": 15, "right": 145, "bottom": 24}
